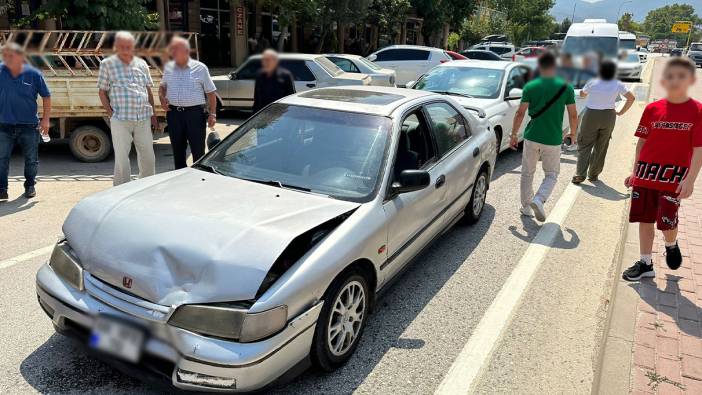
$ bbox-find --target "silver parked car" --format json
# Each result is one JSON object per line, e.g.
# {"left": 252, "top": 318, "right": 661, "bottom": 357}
{"left": 324, "top": 53, "right": 397, "bottom": 86}
{"left": 36, "top": 86, "right": 496, "bottom": 392}
{"left": 213, "top": 53, "right": 371, "bottom": 111}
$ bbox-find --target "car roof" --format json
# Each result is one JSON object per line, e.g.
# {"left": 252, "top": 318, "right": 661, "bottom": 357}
{"left": 247, "top": 53, "right": 323, "bottom": 61}
{"left": 279, "top": 86, "right": 439, "bottom": 116}
{"left": 324, "top": 53, "right": 363, "bottom": 60}
{"left": 436, "top": 59, "right": 514, "bottom": 70}
{"left": 376, "top": 44, "right": 443, "bottom": 52}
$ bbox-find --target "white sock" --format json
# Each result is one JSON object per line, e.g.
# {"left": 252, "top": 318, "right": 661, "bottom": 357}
{"left": 640, "top": 254, "right": 652, "bottom": 265}
{"left": 665, "top": 240, "right": 677, "bottom": 247}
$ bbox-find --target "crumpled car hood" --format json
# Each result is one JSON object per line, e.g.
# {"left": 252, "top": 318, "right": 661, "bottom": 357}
{"left": 63, "top": 168, "right": 359, "bottom": 306}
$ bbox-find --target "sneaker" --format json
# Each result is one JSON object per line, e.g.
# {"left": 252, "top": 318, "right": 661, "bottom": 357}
{"left": 520, "top": 206, "right": 534, "bottom": 217}
{"left": 622, "top": 260, "right": 655, "bottom": 281}
{"left": 24, "top": 186, "right": 36, "bottom": 198}
{"left": 530, "top": 197, "right": 546, "bottom": 222}
{"left": 665, "top": 243, "right": 682, "bottom": 270}
{"left": 0, "top": 190, "right": 7, "bottom": 201}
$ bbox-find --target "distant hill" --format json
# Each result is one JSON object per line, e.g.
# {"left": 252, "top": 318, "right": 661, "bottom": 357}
{"left": 551, "top": 0, "right": 702, "bottom": 23}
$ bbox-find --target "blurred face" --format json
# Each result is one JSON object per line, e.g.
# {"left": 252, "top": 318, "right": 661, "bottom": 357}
{"left": 114, "top": 38, "right": 135, "bottom": 62}
{"left": 261, "top": 53, "right": 278, "bottom": 74}
{"left": 661, "top": 65, "right": 695, "bottom": 98}
{"left": 169, "top": 40, "right": 190, "bottom": 65}
{"left": 2, "top": 48, "right": 24, "bottom": 70}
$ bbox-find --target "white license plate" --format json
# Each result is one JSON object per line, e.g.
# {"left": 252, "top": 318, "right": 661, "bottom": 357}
{"left": 89, "top": 316, "right": 145, "bottom": 363}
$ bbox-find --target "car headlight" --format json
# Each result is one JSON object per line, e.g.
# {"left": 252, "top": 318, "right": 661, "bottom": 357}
{"left": 49, "top": 240, "right": 84, "bottom": 290}
{"left": 168, "top": 304, "right": 287, "bottom": 342}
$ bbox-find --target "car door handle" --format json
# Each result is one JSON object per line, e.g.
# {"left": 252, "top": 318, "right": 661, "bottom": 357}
{"left": 306, "top": 83, "right": 316, "bottom": 88}
{"left": 435, "top": 174, "right": 446, "bottom": 189}
{"left": 473, "top": 147, "right": 480, "bottom": 157}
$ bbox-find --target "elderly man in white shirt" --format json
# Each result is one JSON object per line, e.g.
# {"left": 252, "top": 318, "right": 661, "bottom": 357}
{"left": 159, "top": 36, "right": 217, "bottom": 169}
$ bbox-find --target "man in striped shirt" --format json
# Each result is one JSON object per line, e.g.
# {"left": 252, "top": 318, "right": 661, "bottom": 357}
{"left": 97, "top": 31, "right": 157, "bottom": 186}
{"left": 159, "top": 36, "right": 217, "bottom": 169}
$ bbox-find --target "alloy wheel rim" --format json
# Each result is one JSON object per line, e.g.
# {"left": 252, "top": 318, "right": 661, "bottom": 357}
{"left": 327, "top": 280, "right": 366, "bottom": 356}
{"left": 472, "top": 175, "right": 486, "bottom": 216}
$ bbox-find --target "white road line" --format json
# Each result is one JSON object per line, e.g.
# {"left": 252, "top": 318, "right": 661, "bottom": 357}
{"left": 436, "top": 183, "right": 581, "bottom": 395}
{"left": 0, "top": 245, "right": 53, "bottom": 270}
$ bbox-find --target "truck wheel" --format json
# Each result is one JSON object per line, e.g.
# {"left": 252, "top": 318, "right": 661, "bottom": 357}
{"left": 69, "top": 125, "right": 111, "bottom": 162}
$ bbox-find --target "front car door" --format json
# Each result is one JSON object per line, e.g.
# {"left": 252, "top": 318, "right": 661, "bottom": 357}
{"left": 223, "top": 58, "right": 260, "bottom": 109}
{"left": 502, "top": 65, "right": 530, "bottom": 146}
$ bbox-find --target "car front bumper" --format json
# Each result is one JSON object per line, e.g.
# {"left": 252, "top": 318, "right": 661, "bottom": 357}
{"left": 35, "top": 263, "right": 323, "bottom": 392}
{"left": 689, "top": 55, "right": 702, "bottom": 66}
{"left": 618, "top": 68, "right": 641, "bottom": 80}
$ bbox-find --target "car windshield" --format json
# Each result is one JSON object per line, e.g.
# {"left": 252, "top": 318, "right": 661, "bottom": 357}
{"left": 358, "top": 57, "right": 382, "bottom": 71}
{"left": 563, "top": 36, "right": 619, "bottom": 57}
{"left": 691, "top": 44, "right": 702, "bottom": 51}
{"left": 413, "top": 66, "right": 504, "bottom": 99}
{"left": 620, "top": 39, "right": 636, "bottom": 50}
{"left": 317, "top": 57, "right": 344, "bottom": 76}
{"left": 200, "top": 104, "right": 391, "bottom": 202}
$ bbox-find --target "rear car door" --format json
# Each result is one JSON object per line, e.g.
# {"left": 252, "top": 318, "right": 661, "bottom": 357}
{"left": 279, "top": 60, "right": 318, "bottom": 91}
{"left": 503, "top": 65, "right": 530, "bottom": 142}
{"left": 226, "top": 58, "right": 260, "bottom": 109}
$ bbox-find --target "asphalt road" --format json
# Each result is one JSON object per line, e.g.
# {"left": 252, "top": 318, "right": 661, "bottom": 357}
{"left": 0, "top": 79, "right": 653, "bottom": 394}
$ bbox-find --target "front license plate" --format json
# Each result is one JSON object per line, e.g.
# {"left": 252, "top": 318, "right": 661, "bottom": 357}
{"left": 89, "top": 316, "right": 144, "bottom": 363}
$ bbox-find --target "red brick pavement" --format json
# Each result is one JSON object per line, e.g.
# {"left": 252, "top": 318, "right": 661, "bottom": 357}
{"left": 629, "top": 176, "right": 702, "bottom": 394}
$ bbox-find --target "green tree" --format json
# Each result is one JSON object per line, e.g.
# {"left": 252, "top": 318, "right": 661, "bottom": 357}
{"left": 618, "top": 12, "right": 641, "bottom": 32}
{"left": 27, "top": 0, "right": 155, "bottom": 30}
{"left": 642, "top": 3, "right": 701, "bottom": 41}
{"left": 0, "top": 0, "right": 12, "bottom": 16}
{"left": 560, "top": 17, "right": 572, "bottom": 33}
{"left": 367, "top": 0, "right": 411, "bottom": 50}
{"left": 412, "top": 0, "right": 476, "bottom": 47}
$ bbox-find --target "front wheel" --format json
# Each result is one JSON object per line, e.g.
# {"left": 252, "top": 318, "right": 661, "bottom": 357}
{"left": 461, "top": 169, "right": 488, "bottom": 225}
{"left": 312, "top": 271, "right": 370, "bottom": 371}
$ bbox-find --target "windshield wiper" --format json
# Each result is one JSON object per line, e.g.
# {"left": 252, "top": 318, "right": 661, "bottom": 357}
{"left": 433, "top": 90, "right": 474, "bottom": 98}
{"left": 245, "top": 178, "right": 313, "bottom": 193}
{"left": 192, "top": 163, "right": 223, "bottom": 175}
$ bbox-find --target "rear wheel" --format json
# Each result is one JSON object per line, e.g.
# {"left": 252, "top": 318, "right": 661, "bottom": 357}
{"left": 312, "top": 270, "right": 370, "bottom": 371}
{"left": 461, "top": 168, "right": 489, "bottom": 225}
{"left": 69, "top": 125, "right": 111, "bottom": 162}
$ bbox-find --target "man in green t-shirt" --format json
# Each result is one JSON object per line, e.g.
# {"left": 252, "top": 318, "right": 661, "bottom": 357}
{"left": 510, "top": 52, "right": 578, "bottom": 221}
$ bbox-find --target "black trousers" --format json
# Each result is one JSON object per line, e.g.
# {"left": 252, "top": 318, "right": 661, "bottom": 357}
{"left": 167, "top": 108, "right": 206, "bottom": 169}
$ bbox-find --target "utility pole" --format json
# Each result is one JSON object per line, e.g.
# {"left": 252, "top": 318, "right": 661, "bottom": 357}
{"left": 571, "top": 3, "right": 576, "bottom": 22}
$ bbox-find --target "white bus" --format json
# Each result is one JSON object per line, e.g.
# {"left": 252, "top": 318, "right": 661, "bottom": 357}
{"left": 562, "top": 19, "right": 620, "bottom": 59}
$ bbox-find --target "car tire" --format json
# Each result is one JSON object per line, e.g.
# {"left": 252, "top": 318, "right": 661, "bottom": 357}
{"left": 69, "top": 125, "right": 112, "bottom": 162}
{"left": 461, "top": 168, "right": 489, "bottom": 225}
{"left": 311, "top": 270, "right": 370, "bottom": 372}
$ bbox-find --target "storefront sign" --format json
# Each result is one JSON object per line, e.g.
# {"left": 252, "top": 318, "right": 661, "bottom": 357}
{"left": 236, "top": 7, "right": 245, "bottom": 36}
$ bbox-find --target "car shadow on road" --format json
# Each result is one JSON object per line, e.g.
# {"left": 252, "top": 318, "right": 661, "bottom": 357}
{"left": 270, "top": 205, "right": 498, "bottom": 393}
{"left": 508, "top": 215, "right": 580, "bottom": 249}
{"left": 630, "top": 275, "right": 702, "bottom": 338}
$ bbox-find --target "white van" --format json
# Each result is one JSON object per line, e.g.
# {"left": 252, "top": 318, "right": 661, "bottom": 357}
{"left": 619, "top": 31, "right": 637, "bottom": 51}
{"left": 562, "top": 19, "right": 619, "bottom": 59}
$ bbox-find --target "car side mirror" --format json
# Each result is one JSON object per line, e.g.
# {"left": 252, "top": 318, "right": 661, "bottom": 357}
{"left": 506, "top": 88, "right": 523, "bottom": 100}
{"left": 207, "top": 132, "right": 221, "bottom": 150}
{"left": 229, "top": 71, "right": 237, "bottom": 80}
{"left": 406, "top": 80, "right": 416, "bottom": 89}
{"left": 367, "top": 54, "right": 377, "bottom": 62}
{"left": 391, "top": 170, "right": 430, "bottom": 195}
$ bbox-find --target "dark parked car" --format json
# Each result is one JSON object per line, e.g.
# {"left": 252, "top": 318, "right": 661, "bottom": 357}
{"left": 460, "top": 50, "right": 503, "bottom": 61}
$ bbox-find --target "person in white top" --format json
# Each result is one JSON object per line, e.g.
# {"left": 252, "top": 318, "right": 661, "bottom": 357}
{"left": 572, "top": 60, "right": 636, "bottom": 184}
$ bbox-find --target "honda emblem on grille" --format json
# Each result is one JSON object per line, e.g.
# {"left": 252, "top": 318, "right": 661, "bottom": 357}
{"left": 122, "top": 276, "right": 133, "bottom": 289}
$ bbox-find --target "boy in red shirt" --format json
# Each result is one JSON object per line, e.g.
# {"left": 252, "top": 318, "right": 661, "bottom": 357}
{"left": 623, "top": 57, "right": 702, "bottom": 281}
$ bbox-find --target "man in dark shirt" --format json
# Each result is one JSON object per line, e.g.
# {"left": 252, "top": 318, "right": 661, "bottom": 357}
{"left": 252, "top": 49, "right": 295, "bottom": 112}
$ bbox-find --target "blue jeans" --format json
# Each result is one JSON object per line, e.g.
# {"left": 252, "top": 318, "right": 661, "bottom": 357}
{"left": 0, "top": 123, "right": 39, "bottom": 192}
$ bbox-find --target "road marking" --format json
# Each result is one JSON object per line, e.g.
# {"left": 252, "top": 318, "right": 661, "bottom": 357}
{"left": 0, "top": 245, "right": 53, "bottom": 270}
{"left": 435, "top": 183, "right": 581, "bottom": 395}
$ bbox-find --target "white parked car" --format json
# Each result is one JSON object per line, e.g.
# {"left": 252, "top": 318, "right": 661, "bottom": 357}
{"left": 618, "top": 52, "right": 643, "bottom": 81}
{"left": 410, "top": 60, "right": 531, "bottom": 152}
{"left": 637, "top": 47, "right": 649, "bottom": 63}
{"left": 470, "top": 43, "right": 516, "bottom": 60}
{"left": 213, "top": 54, "right": 371, "bottom": 111}
{"left": 324, "top": 53, "right": 396, "bottom": 86}
{"left": 366, "top": 45, "right": 451, "bottom": 87}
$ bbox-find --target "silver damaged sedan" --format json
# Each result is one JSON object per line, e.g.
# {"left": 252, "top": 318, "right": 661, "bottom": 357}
{"left": 36, "top": 86, "right": 496, "bottom": 392}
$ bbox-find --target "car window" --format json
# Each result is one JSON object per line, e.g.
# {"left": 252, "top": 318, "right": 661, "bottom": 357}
{"left": 316, "top": 57, "right": 344, "bottom": 76}
{"left": 359, "top": 57, "right": 382, "bottom": 71}
{"left": 398, "top": 111, "right": 436, "bottom": 174}
{"left": 329, "top": 57, "right": 360, "bottom": 73}
{"left": 376, "top": 48, "right": 430, "bottom": 61}
{"left": 505, "top": 67, "right": 527, "bottom": 93}
{"left": 236, "top": 59, "right": 261, "bottom": 80}
{"left": 424, "top": 103, "right": 469, "bottom": 156}
{"left": 490, "top": 46, "right": 512, "bottom": 55}
{"left": 280, "top": 60, "right": 316, "bottom": 81}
